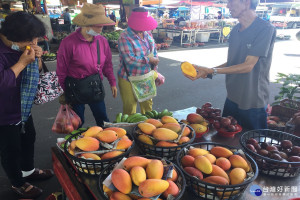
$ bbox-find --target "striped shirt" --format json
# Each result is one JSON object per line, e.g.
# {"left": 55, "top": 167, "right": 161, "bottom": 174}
{"left": 117, "top": 27, "right": 158, "bottom": 80}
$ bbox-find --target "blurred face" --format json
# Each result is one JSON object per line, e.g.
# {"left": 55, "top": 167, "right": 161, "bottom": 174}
{"left": 15, "top": 38, "right": 38, "bottom": 51}
{"left": 88, "top": 25, "right": 103, "bottom": 34}
{"left": 227, "top": 0, "right": 248, "bottom": 18}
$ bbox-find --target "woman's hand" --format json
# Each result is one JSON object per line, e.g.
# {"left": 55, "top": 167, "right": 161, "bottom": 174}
{"left": 111, "top": 86, "right": 117, "bottom": 98}
{"left": 149, "top": 57, "right": 159, "bottom": 66}
{"left": 18, "top": 47, "right": 35, "bottom": 66}
{"left": 31, "top": 45, "right": 43, "bottom": 58}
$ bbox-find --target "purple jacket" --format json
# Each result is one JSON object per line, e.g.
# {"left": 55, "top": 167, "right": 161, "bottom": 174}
{"left": 0, "top": 39, "right": 23, "bottom": 125}
{"left": 56, "top": 28, "right": 116, "bottom": 90}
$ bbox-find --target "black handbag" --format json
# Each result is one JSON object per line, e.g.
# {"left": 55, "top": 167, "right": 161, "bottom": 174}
{"left": 64, "top": 40, "right": 105, "bottom": 104}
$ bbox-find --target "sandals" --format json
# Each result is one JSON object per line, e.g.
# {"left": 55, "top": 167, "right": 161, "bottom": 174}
{"left": 12, "top": 182, "right": 42, "bottom": 199}
{"left": 25, "top": 168, "right": 54, "bottom": 181}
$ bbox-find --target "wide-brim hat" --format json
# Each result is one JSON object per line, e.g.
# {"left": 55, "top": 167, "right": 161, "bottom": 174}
{"left": 72, "top": 3, "right": 115, "bottom": 27}
{"left": 128, "top": 7, "right": 157, "bottom": 31}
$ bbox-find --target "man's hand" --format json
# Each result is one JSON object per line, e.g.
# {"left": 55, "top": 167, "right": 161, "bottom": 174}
{"left": 149, "top": 57, "right": 159, "bottom": 66}
{"left": 194, "top": 66, "right": 213, "bottom": 79}
{"left": 111, "top": 86, "right": 117, "bottom": 98}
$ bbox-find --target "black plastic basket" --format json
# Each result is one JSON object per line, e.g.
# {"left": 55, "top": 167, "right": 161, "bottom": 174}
{"left": 240, "top": 129, "right": 300, "bottom": 178}
{"left": 176, "top": 142, "right": 258, "bottom": 200}
{"left": 133, "top": 123, "right": 195, "bottom": 161}
{"left": 63, "top": 128, "right": 135, "bottom": 175}
{"left": 98, "top": 155, "right": 186, "bottom": 200}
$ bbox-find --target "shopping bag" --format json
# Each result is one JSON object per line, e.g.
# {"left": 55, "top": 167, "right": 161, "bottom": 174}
{"left": 34, "top": 62, "right": 64, "bottom": 105}
{"left": 155, "top": 72, "right": 165, "bottom": 86}
{"left": 69, "top": 107, "right": 82, "bottom": 130}
{"left": 52, "top": 105, "right": 76, "bottom": 134}
{"left": 128, "top": 70, "right": 157, "bottom": 102}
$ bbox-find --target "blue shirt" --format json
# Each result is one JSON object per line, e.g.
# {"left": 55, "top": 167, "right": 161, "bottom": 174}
{"left": 63, "top": 12, "right": 71, "bottom": 22}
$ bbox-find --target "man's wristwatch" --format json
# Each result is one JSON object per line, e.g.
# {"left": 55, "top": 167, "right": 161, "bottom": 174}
{"left": 212, "top": 68, "right": 218, "bottom": 76}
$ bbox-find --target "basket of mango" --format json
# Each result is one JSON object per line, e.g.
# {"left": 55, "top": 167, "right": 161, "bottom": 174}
{"left": 176, "top": 142, "right": 258, "bottom": 200}
{"left": 133, "top": 116, "right": 196, "bottom": 161}
{"left": 98, "top": 155, "right": 186, "bottom": 200}
{"left": 63, "top": 126, "right": 135, "bottom": 175}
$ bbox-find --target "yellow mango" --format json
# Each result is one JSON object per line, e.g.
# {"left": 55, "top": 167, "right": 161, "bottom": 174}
{"left": 229, "top": 168, "right": 246, "bottom": 185}
{"left": 144, "top": 119, "right": 163, "bottom": 128}
{"left": 82, "top": 126, "right": 103, "bottom": 137}
{"left": 138, "top": 179, "right": 169, "bottom": 198}
{"left": 111, "top": 169, "right": 132, "bottom": 194}
{"left": 75, "top": 137, "right": 99, "bottom": 151}
{"left": 116, "top": 138, "right": 133, "bottom": 149}
{"left": 146, "top": 159, "right": 164, "bottom": 179}
{"left": 124, "top": 156, "right": 151, "bottom": 171}
{"left": 229, "top": 155, "right": 250, "bottom": 172}
{"left": 104, "top": 127, "right": 126, "bottom": 138}
{"left": 138, "top": 134, "right": 153, "bottom": 145}
{"left": 161, "top": 116, "right": 178, "bottom": 124}
{"left": 130, "top": 166, "right": 146, "bottom": 186}
{"left": 152, "top": 128, "right": 178, "bottom": 141}
{"left": 194, "top": 155, "right": 213, "bottom": 174}
{"left": 96, "top": 130, "right": 118, "bottom": 143}
{"left": 210, "top": 146, "right": 233, "bottom": 158}
{"left": 181, "top": 61, "right": 197, "bottom": 77}
{"left": 138, "top": 122, "right": 156, "bottom": 135}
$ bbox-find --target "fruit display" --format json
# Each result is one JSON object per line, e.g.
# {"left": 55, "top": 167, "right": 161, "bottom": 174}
{"left": 42, "top": 52, "right": 57, "bottom": 61}
{"left": 113, "top": 109, "right": 173, "bottom": 123}
{"left": 63, "top": 126, "right": 135, "bottom": 175}
{"left": 177, "top": 142, "right": 258, "bottom": 199}
{"left": 196, "top": 102, "right": 222, "bottom": 124}
{"left": 240, "top": 129, "right": 300, "bottom": 177}
{"left": 133, "top": 116, "right": 195, "bottom": 160}
{"left": 267, "top": 115, "right": 286, "bottom": 130}
{"left": 180, "top": 113, "right": 209, "bottom": 138}
{"left": 98, "top": 155, "right": 186, "bottom": 200}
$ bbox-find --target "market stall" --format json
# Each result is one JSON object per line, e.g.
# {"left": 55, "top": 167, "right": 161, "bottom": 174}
{"left": 52, "top": 105, "right": 300, "bottom": 200}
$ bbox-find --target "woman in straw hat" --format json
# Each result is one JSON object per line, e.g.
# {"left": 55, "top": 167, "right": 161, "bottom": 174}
{"left": 56, "top": 3, "right": 117, "bottom": 127}
{"left": 117, "top": 7, "right": 161, "bottom": 115}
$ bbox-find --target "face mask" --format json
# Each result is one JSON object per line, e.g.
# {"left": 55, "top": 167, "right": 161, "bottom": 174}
{"left": 86, "top": 28, "right": 101, "bottom": 36}
{"left": 11, "top": 43, "right": 20, "bottom": 51}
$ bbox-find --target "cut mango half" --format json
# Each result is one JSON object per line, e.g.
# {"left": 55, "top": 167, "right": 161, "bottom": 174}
{"left": 181, "top": 62, "right": 197, "bottom": 78}
{"left": 26, "top": 46, "right": 31, "bottom": 50}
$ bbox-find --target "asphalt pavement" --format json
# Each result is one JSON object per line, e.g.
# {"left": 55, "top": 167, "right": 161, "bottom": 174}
{"left": 0, "top": 41, "right": 282, "bottom": 200}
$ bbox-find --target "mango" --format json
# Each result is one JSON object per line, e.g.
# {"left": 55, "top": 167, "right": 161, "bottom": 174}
{"left": 200, "top": 121, "right": 209, "bottom": 127}
{"left": 80, "top": 153, "right": 101, "bottom": 160}
{"left": 216, "top": 157, "right": 231, "bottom": 171}
{"left": 68, "top": 147, "right": 75, "bottom": 156}
{"left": 138, "top": 135, "right": 153, "bottom": 145}
{"left": 178, "top": 136, "right": 190, "bottom": 145}
{"left": 181, "top": 61, "right": 197, "bottom": 77}
{"left": 167, "top": 169, "right": 178, "bottom": 182}
{"left": 111, "top": 169, "right": 132, "bottom": 194}
{"left": 187, "top": 113, "right": 204, "bottom": 124}
{"left": 188, "top": 148, "right": 209, "bottom": 157}
{"left": 110, "top": 191, "right": 132, "bottom": 200}
{"left": 96, "top": 130, "right": 118, "bottom": 143}
{"left": 82, "top": 126, "right": 103, "bottom": 137}
{"left": 182, "top": 127, "right": 191, "bottom": 137}
{"left": 210, "top": 146, "right": 233, "bottom": 158}
{"left": 104, "top": 127, "right": 126, "bottom": 138}
{"left": 116, "top": 138, "right": 133, "bottom": 149}
{"left": 203, "top": 176, "right": 229, "bottom": 185}
{"left": 128, "top": 194, "right": 140, "bottom": 200}
{"left": 152, "top": 128, "right": 178, "bottom": 141}
{"left": 184, "top": 167, "right": 203, "bottom": 179}
{"left": 229, "top": 155, "right": 250, "bottom": 172}
{"left": 156, "top": 141, "right": 178, "bottom": 147}
{"left": 75, "top": 137, "right": 99, "bottom": 151}
{"left": 101, "top": 151, "right": 123, "bottom": 160}
{"left": 138, "top": 179, "right": 169, "bottom": 198}
{"left": 138, "top": 122, "right": 156, "bottom": 135}
{"left": 161, "top": 116, "right": 178, "bottom": 124}
{"left": 217, "top": 191, "right": 239, "bottom": 199}
{"left": 69, "top": 140, "right": 77, "bottom": 150}
{"left": 124, "top": 156, "right": 151, "bottom": 171}
{"left": 103, "top": 184, "right": 113, "bottom": 197}
{"left": 181, "top": 155, "right": 195, "bottom": 167}
{"left": 204, "top": 154, "right": 216, "bottom": 164}
{"left": 130, "top": 166, "right": 146, "bottom": 186}
{"left": 211, "top": 165, "right": 229, "bottom": 181}
{"left": 229, "top": 168, "right": 246, "bottom": 185}
{"left": 180, "top": 119, "right": 189, "bottom": 124}
{"left": 161, "top": 123, "right": 181, "bottom": 133}
{"left": 189, "top": 124, "right": 207, "bottom": 135}
{"left": 145, "top": 119, "right": 163, "bottom": 128}
{"left": 163, "top": 180, "right": 179, "bottom": 198}
{"left": 194, "top": 155, "right": 213, "bottom": 174}
{"left": 146, "top": 159, "right": 164, "bottom": 179}
{"left": 122, "top": 135, "right": 129, "bottom": 139}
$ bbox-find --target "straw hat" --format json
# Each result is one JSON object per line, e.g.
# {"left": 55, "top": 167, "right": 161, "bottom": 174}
{"left": 72, "top": 3, "right": 115, "bottom": 27}
{"left": 128, "top": 7, "right": 157, "bottom": 31}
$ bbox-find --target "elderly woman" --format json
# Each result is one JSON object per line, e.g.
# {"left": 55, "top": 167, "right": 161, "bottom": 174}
{"left": 57, "top": 3, "right": 117, "bottom": 127}
{"left": 117, "top": 7, "right": 160, "bottom": 115}
{"left": 0, "top": 12, "right": 53, "bottom": 199}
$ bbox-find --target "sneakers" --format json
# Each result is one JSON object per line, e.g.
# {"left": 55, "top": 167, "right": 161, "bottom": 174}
{"left": 12, "top": 182, "right": 42, "bottom": 199}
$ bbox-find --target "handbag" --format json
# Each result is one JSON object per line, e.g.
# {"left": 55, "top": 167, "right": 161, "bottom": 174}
{"left": 34, "top": 61, "right": 64, "bottom": 105}
{"left": 123, "top": 60, "right": 156, "bottom": 102}
{"left": 64, "top": 40, "right": 105, "bottom": 104}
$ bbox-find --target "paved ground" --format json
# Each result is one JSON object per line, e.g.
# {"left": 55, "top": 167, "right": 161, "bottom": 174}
{"left": 0, "top": 29, "right": 297, "bottom": 199}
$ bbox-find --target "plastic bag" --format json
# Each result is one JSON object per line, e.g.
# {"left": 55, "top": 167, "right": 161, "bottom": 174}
{"left": 52, "top": 105, "right": 80, "bottom": 134}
